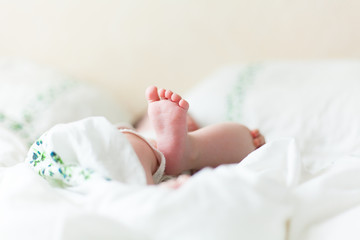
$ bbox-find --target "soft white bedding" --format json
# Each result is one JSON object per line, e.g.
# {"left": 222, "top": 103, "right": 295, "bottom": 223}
{"left": 1, "top": 60, "right": 360, "bottom": 240}
{"left": 1, "top": 140, "right": 293, "bottom": 240}
{"left": 2, "top": 139, "right": 360, "bottom": 240}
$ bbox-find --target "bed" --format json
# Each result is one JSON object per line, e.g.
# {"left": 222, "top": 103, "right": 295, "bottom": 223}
{"left": 1, "top": 59, "right": 360, "bottom": 240}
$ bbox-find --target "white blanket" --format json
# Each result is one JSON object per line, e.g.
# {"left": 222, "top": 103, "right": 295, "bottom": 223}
{"left": 1, "top": 137, "right": 360, "bottom": 240}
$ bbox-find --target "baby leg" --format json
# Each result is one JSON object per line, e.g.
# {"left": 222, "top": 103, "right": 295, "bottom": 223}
{"left": 188, "top": 122, "right": 257, "bottom": 171}
{"left": 123, "top": 133, "right": 159, "bottom": 184}
{"left": 146, "top": 86, "right": 264, "bottom": 175}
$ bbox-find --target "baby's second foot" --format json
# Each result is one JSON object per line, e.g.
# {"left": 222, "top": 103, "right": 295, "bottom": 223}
{"left": 251, "top": 129, "right": 265, "bottom": 148}
{"left": 146, "top": 86, "right": 190, "bottom": 175}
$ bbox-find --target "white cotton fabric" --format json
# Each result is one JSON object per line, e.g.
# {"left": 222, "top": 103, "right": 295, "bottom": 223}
{"left": 0, "top": 126, "right": 28, "bottom": 167}
{"left": 4, "top": 138, "right": 360, "bottom": 240}
{"left": 0, "top": 140, "right": 293, "bottom": 240}
{"left": 118, "top": 129, "right": 166, "bottom": 184}
{"left": 30, "top": 117, "right": 147, "bottom": 185}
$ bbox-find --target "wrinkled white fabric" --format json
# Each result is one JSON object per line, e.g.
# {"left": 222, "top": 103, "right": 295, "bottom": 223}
{"left": 3, "top": 137, "right": 360, "bottom": 240}
{"left": 1, "top": 139, "right": 295, "bottom": 240}
{"left": 26, "top": 117, "right": 147, "bottom": 186}
{"left": 119, "top": 128, "right": 166, "bottom": 184}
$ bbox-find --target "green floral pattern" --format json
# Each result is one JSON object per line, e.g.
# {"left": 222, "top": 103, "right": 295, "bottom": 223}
{"left": 226, "top": 64, "right": 261, "bottom": 122}
{"left": 28, "top": 134, "right": 96, "bottom": 187}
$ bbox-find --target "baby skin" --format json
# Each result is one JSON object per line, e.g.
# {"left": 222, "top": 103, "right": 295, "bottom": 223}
{"left": 124, "top": 86, "right": 265, "bottom": 185}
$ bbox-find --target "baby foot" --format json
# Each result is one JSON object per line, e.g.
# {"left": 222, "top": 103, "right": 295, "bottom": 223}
{"left": 250, "top": 129, "right": 265, "bottom": 148}
{"left": 146, "top": 86, "right": 190, "bottom": 175}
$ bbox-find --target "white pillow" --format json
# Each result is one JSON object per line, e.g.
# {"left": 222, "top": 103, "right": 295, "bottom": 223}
{"left": 0, "top": 59, "right": 131, "bottom": 166}
{"left": 185, "top": 60, "right": 360, "bottom": 168}
{"left": 185, "top": 65, "right": 244, "bottom": 126}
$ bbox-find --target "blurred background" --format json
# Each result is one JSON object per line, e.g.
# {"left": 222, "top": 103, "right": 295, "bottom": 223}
{"left": 0, "top": 0, "right": 359, "bottom": 118}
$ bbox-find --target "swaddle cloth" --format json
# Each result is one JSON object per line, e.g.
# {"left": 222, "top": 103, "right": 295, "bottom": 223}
{"left": 26, "top": 117, "right": 161, "bottom": 187}
{"left": 118, "top": 128, "right": 166, "bottom": 184}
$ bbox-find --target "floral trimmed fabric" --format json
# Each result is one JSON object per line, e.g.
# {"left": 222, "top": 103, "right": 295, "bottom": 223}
{"left": 29, "top": 135, "right": 96, "bottom": 187}
{"left": 25, "top": 117, "right": 148, "bottom": 187}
